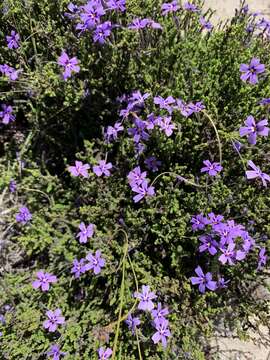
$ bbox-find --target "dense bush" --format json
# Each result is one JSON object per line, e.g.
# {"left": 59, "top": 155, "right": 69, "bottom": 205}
{"left": 1, "top": 0, "right": 270, "bottom": 359}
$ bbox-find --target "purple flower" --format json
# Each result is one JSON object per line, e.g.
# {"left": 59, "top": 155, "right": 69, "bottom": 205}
{"left": 125, "top": 313, "right": 141, "bottom": 334}
{"left": 198, "top": 235, "right": 218, "bottom": 255}
{"left": 130, "top": 91, "right": 150, "bottom": 107}
{"left": 16, "top": 206, "right": 32, "bottom": 224}
{"left": 151, "top": 303, "right": 169, "bottom": 320}
{"left": 218, "top": 243, "right": 235, "bottom": 265}
{"left": 148, "top": 20, "right": 163, "bottom": 30}
{"left": 128, "top": 119, "right": 150, "bottom": 143}
{"left": 127, "top": 166, "right": 147, "bottom": 187}
{"left": 214, "top": 223, "right": 234, "bottom": 245}
{"left": 207, "top": 212, "right": 224, "bottom": 227}
{"left": 201, "top": 160, "right": 223, "bottom": 177}
{"left": 105, "top": 122, "right": 124, "bottom": 142}
{"left": 259, "top": 98, "right": 270, "bottom": 106}
{"left": 239, "top": 116, "right": 269, "bottom": 145}
{"left": 0, "top": 105, "right": 15, "bottom": 124}
{"left": 154, "top": 95, "right": 175, "bottom": 113}
{"left": 57, "top": 51, "right": 80, "bottom": 80}
{"left": 132, "top": 180, "right": 155, "bottom": 203}
{"left": 85, "top": 250, "right": 105, "bottom": 274}
{"left": 32, "top": 271, "right": 57, "bottom": 292}
{"left": 144, "top": 156, "right": 161, "bottom": 172}
{"left": 68, "top": 161, "right": 90, "bottom": 178}
{"left": 0, "top": 64, "right": 21, "bottom": 80}
{"left": 217, "top": 277, "right": 230, "bottom": 289}
{"left": 47, "top": 344, "right": 66, "bottom": 360}
{"left": 71, "top": 258, "right": 86, "bottom": 278}
{"left": 77, "top": 2, "right": 105, "bottom": 31}
{"left": 6, "top": 30, "right": 20, "bottom": 49}
{"left": 190, "top": 266, "right": 216, "bottom": 293}
{"left": 134, "top": 285, "right": 157, "bottom": 311}
{"left": 93, "top": 21, "right": 112, "bottom": 44}
{"left": 98, "top": 347, "right": 112, "bottom": 360}
{"left": 158, "top": 116, "right": 176, "bottom": 137}
{"left": 76, "top": 222, "right": 95, "bottom": 243}
{"left": 200, "top": 17, "right": 213, "bottom": 31}
{"left": 232, "top": 140, "right": 242, "bottom": 153}
{"left": 240, "top": 58, "right": 265, "bottom": 85}
{"left": 246, "top": 160, "right": 270, "bottom": 187}
{"left": 64, "top": 3, "right": 80, "bottom": 19}
{"left": 184, "top": 2, "right": 199, "bottom": 12}
{"left": 128, "top": 18, "right": 149, "bottom": 30}
{"left": 106, "top": 0, "right": 126, "bottom": 12}
{"left": 151, "top": 318, "right": 171, "bottom": 348}
{"left": 9, "top": 179, "right": 16, "bottom": 193}
{"left": 257, "top": 247, "right": 267, "bottom": 270}
{"left": 190, "top": 214, "right": 209, "bottom": 231}
{"left": 43, "top": 309, "right": 65, "bottom": 332}
{"left": 175, "top": 99, "right": 194, "bottom": 117}
{"left": 93, "top": 160, "right": 112, "bottom": 177}
{"left": 161, "top": 1, "right": 180, "bottom": 16}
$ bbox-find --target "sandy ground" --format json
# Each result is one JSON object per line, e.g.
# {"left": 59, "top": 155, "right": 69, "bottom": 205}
{"left": 202, "top": 1, "right": 270, "bottom": 359}
{"left": 204, "top": 0, "right": 270, "bottom": 23}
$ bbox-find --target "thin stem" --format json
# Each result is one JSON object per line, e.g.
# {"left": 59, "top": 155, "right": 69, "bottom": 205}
{"left": 202, "top": 110, "right": 223, "bottom": 164}
{"left": 135, "top": 327, "right": 143, "bottom": 360}
{"left": 151, "top": 171, "right": 205, "bottom": 188}
{"left": 112, "top": 241, "right": 128, "bottom": 360}
{"left": 20, "top": 187, "right": 53, "bottom": 206}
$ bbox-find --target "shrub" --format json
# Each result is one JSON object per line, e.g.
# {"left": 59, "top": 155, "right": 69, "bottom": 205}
{"left": 1, "top": 0, "right": 270, "bottom": 359}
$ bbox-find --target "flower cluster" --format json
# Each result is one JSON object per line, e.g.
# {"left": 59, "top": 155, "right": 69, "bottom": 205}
{"left": 128, "top": 166, "right": 155, "bottom": 203}
{"left": 0, "top": 104, "right": 15, "bottom": 125}
{"left": 68, "top": 159, "right": 112, "bottom": 177}
{"left": 0, "top": 63, "right": 21, "bottom": 80}
{"left": 161, "top": 1, "right": 212, "bottom": 31}
{"left": 133, "top": 285, "right": 171, "bottom": 348}
{"left": 190, "top": 212, "right": 267, "bottom": 293}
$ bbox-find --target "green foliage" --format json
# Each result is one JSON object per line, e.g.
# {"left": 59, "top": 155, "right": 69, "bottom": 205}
{"left": 1, "top": 0, "right": 270, "bottom": 359}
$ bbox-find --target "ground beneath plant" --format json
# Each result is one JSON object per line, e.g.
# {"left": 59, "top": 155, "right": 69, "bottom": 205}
{"left": 204, "top": 0, "right": 270, "bottom": 24}
{"left": 203, "top": 2, "right": 270, "bottom": 358}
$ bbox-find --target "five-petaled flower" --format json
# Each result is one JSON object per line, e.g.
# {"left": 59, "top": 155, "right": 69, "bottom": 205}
{"left": 6, "top": 30, "right": 20, "bottom": 49}
{"left": 161, "top": 1, "right": 180, "bottom": 16}
{"left": 184, "top": 2, "right": 199, "bottom": 12}
{"left": 93, "top": 21, "right": 112, "bottom": 44}
{"left": 32, "top": 271, "right": 57, "bottom": 292}
{"left": 239, "top": 115, "right": 269, "bottom": 145}
{"left": 240, "top": 58, "right": 265, "bottom": 85}
{"left": 71, "top": 259, "right": 86, "bottom": 278}
{"left": 201, "top": 160, "right": 223, "bottom": 176}
{"left": 190, "top": 266, "right": 216, "bottom": 293}
{"left": 151, "top": 302, "right": 169, "bottom": 320}
{"left": 57, "top": 51, "right": 80, "bottom": 80}
{"left": 68, "top": 161, "right": 90, "bottom": 178}
{"left": 43, "top": 309, "right": 65, "bottom": 332}
{"left": 16, "top": 206, "right": 32, "bottom": 224}
{"left": 98, "top": 347, "right": 113, "bottom": 360}
{"left": 0, "top": 104, "right": 15, "bottom": 124}
{"left": 85, "top": 250, "right": 106, "bottom": 274}
{"left": 93, "top": 160, "right": 112, "bottom": 177}
{"left": 125, "top": 313, "right": 141, "bottom": 334}
{"left": 200, "top": 16, "right": 213, "bottom": 31}
{"left": 134, "top": 285, "right": 157, "bottom": 311}
{"left": 76, "top": 222, "right": 95, "bottom": 243}
{"left": 151, "top": 318, "right": 171, "bottom": 348}
{"left": 132, "top": 180, "right": 155, "bottom": 203}
{"left": 47, "top": 344, "right": 66, "bottom": 360}
{"left": 246, "top": 160, "right": 270, "bottom": 187}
